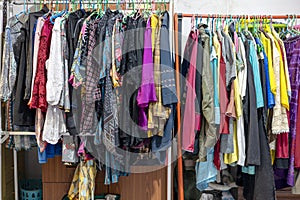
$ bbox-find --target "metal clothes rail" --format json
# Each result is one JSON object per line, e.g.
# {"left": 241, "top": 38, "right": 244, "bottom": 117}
{"left": 177, "top": 13, "right": 300, "bottom": 19}
{"left": 173, "top": 13, "right": 300, "bottom": 200}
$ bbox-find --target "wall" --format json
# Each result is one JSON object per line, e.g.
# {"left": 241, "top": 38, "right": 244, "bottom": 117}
{"left": 174, "top": 0, "right": 300, "bottom": 15}
{"left": 173, "top": 0, "right": 300, "bottom": 56}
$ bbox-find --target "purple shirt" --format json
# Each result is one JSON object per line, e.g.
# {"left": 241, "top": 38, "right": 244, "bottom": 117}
{"left": 284, "top": 36, "right": 300, "bottom": 186}
{"left": 137, "top": 18, "right": 157, "bottom": 130}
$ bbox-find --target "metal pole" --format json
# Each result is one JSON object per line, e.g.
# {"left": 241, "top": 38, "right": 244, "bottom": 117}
{"left": 167, "top": 147, "right": 172, "bottom": 200}
{"left": 174, "top": 13, "right": 184, "bottom": 200}
{"left": 0, "top": 1, "right": 4, "bottom": 199}
{"left": 180, "top": 13, "right": 300, "bottom": 19}
{"left": 167, "top": 1, "right": 174, "bottom": 200}
{"left": 13, "top": 150, "right": 18, "bottom": 200}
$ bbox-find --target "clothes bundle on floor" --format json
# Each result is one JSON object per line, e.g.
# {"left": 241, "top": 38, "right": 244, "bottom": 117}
{"left": 180, "top": 17, "right": 300, "bottom": 199}
{"left": 0, "top": 5, "right": 177, "bottom": 186}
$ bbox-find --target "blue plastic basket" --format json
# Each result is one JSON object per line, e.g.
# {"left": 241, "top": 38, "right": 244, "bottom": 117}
{"left": 20, "top": 179, "right": 42, "bottom": 200}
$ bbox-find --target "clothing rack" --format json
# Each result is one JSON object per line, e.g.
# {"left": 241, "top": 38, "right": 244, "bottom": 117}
{"left": 0, "top": 1, "right": 175, "bottom": 199}
{"left": 176, "top": 13, "right": 300, "bottom": 19}
{"left": 173, "top": 13, "right": 300, "bottom": 200}
{"left": 11, "top": 0, "right": 170, "bottom": 4}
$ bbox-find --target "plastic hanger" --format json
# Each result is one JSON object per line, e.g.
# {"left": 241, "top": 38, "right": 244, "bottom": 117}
{"left": 195, "top": 14, "right": 198, "bottom": 30}
{"left": 291, "top": 14, "right": 300, "bottom": 35}
{"left": 50, "top": 0, "right": 66, "bottom": 24}
{"left": 129, "top": 0, "right": 136, "bottom": 17}
{"left": 16, "top": 0, "right": 27, "bottom": 18}
{"left": 142, "top": 0, "right": 151, "bottom": 19}
{"left": 116, "top": 0, "right": 120, "bottom": 11}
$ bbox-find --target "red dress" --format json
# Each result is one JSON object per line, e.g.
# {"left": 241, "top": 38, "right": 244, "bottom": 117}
{"left": 30, "top": 18, "right": 53, "bottom": 112}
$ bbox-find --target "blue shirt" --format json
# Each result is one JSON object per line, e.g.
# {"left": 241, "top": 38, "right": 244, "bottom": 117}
{"left": 248, "top": 40, "right": 264, "bottom": 108}
{"left": 254, "top": 38, "right": 275, "bottom": 108}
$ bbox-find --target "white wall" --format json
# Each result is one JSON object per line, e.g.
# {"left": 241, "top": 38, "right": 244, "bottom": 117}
{"left": 174, "top": 0, "right": 300, "bottom": 54}
{"left": 174, "top": 0, "right": 300, "bottom": 15}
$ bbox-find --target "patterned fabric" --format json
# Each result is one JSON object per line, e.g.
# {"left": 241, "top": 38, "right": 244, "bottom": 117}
{"left": 80, "top": 19, "right": 100, "bottom": 134}
{"left": 60, "top": 18, "right": 71, "bottom": 111}
{"left": 103, "top": 14, "right": 123, "bottom": 162}
{"left": 35, "top": 108, "right": 46, "bottom": 152}
{"left": 68, "top": 159, "right": 97, "bottom": 200}
{"left": 103, "top": 28, "right": 117, "bottom": 150}
{"left": 114, "top": 20, "right": 123, "bottom": 73}
{"left": 265, "top": 32, "right": 289, "bottom": 134}
{"left": 148, "top": 15, "right": 171, "bottom": 137}
{"left": 285, "top": 36, "right": 300, "bottom": 186}
{"left": 160, "top": 11, "right": 177, "bottom": 106}
{"left": 111, "top": 20, "right": 122, "bottom": 88}
{"left": 0, "top": 15, "right": 25, "bottom": 101}
{"left": 70, "top": 28, "right": 84, "bottom": 88}
{"left": 94, "top": 87, "right": 101, "bottom": 101}
{"left": 30, "top": 18, "right": 53, "bottom": 112}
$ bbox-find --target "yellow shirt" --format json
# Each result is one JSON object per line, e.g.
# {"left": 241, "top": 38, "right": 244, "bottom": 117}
{"left": 272, "top": 34, "right": 289, "bottom": 110}
{"left": 260, "top": 32, "right": 277, "bottom": 95}
{"left": 224, "top": 121, "right": 238, "bottom": 164}
{"left": 234, "top": 79, "right": 242, "bottom": 118}
{"left": 272, "top": 27, "right": 291, "bottom": 107}
{"left": 213, "top": 34, "right": 221, "bottom": 101}
{"left": 151, "top": 14, "right": 159, "bottom": 52}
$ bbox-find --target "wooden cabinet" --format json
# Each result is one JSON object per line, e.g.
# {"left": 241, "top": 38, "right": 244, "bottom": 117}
{"left": 42, "top": 156, "right": 168, "bottom": 200}
{"left": 1, "top": 146, "right": 14, "bottom": 200}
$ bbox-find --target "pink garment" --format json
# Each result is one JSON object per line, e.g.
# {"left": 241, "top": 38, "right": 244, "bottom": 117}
{"left": 182, "top": 31, "right": 198, "bottom": 152}
{"left": 219, "top": 43, "right": 230, "bottom": 134}
{"left": 276, "top": 133, "right": 289, "bottom": 158}
{"left": 234, "top": 32, "right": 239, "bottom": 52}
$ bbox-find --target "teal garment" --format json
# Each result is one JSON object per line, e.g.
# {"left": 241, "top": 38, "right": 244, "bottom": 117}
{"left": 210, "top": 46, "right": 220, "bottom": 125}
{"left": 242, "top": 166, "right": 256, "bottom": 175}
{"left": 248, "top": 40, "right": 264, "bottom": 108}
{"left": 195, "top": 147, "right": 217, "bottom": 191}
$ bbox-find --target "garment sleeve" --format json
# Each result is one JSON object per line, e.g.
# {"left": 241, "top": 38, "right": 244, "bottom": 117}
{"left": 202, "top": 36, "right": 217, "bottom": 148}
{"left": 46, "top": 19, "right": 64, "bottom": 106}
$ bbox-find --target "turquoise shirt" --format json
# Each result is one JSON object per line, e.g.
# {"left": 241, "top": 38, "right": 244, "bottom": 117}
{"left": 249, "top": 40, "right": 264, "bottom": 108}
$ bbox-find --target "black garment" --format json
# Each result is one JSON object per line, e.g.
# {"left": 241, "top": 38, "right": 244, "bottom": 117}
{"left": 65, "top": 9, "right": 89, "bottom": 135}
{"left": 258, "top": 53, "right": 268, "bottom": 130}
{"left": 253, "top": 108, "right": 276, "bottom": 200}
{"left": 13, "top": 24, "right": 35, "bottom": 126}
{"left": 67, "top": 9, "right": 87, "bottom": 70}
{"left": 119, "top": 16, "right": 146, "bottom": 149}
{"left": 24, "top": 5, "right": 49, "bottom": 100}
{"left": 242, "top": 173, "right": 255, "bottom": 200}
{"left": 242, "top": 39, "right": 275, "bottom": 200}
{"left": 243, "top": 40, "right": 260, "bottom": 166}
{"left": 195, "top": 33, "right": 203, "bottom": 115}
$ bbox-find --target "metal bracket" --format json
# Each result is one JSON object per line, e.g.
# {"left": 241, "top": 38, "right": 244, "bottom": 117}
{"left": 0, "top": 131, "right": 9, "bottom": 144}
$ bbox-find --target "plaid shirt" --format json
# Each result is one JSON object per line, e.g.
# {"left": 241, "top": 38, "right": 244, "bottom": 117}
{"left": 80, "top": 19, "right": 100, "bottom": 134}
{"left": 148, "top": 15, "right": 171, "bottom": 137}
